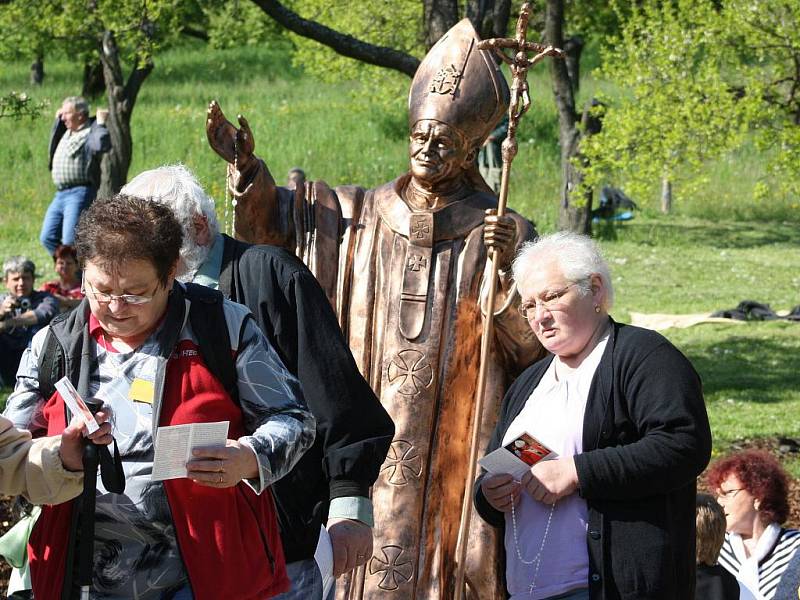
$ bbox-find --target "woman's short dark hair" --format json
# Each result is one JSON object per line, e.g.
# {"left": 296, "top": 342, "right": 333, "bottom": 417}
{"left": 53, "top": 244, "right": 78, "bottom": 263}
{"left": 74, "top": 194, "right": 183, "bottom": 287}
{"left": 706, "top": 450, "right": 790, "bottom": 525}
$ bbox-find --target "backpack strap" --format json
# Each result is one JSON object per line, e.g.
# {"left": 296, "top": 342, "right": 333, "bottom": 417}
{"left": 184, "top": 283, "right": 239, "bottom": 406}
{"left": 37, "top": 327, "right": 65, "bottom": 401}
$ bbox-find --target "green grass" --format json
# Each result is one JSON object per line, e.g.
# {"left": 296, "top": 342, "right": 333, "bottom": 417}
{"left": 1, "top": 43, "right": 799, "bottom": 475}
{"left": 599, "top": 217, "right": 800, "bottom": 476}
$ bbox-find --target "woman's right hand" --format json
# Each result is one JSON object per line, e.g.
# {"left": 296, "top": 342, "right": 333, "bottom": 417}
{"left": 481, "top": 473, "right": 521, "bottom": 513}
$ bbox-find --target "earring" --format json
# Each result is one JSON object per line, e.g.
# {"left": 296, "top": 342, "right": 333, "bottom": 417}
{"left": 594, "top": 305, "right": 601, "bottom": 313}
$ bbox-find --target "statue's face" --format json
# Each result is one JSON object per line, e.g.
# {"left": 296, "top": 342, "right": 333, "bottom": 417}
{"left": 409, "top": 120, "right": 473, "bottom": 187}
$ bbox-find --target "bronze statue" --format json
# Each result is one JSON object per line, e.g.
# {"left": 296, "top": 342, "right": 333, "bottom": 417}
{"left": 207, "top": 19, "right": 545, "bottom": 599}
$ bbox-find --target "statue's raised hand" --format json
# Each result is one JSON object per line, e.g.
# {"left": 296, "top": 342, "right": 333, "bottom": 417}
{"left": 206, "top": 100, "right": 255, "bottom": 169}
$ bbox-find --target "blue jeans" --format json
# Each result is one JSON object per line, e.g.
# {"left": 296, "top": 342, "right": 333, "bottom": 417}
{"left": 40, "top": 185, "right": 96, "bottom": 255}
{"left": 272, "top": 559, "right": 326, "bottom": 600}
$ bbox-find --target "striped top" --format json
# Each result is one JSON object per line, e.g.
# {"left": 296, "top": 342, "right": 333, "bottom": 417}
{"left": 718, "top": 527, "right": 800, "bottom": 600}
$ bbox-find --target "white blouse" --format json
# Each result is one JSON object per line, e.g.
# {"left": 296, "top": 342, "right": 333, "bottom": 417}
{"left": 502, "top": 332, "right": 609, "bottom": 600}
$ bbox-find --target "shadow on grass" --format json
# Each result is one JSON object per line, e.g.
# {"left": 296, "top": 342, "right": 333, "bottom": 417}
{"left": 618, "top": 219, "right": 798, "bottom": 249}
{"left": 686, "top": 335, "right": 800, "bottom": 405}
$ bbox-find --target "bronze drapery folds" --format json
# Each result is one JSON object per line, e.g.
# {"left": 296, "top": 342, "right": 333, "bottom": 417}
{"left": 207, "top": 18, "right": 546, "bottom": 600}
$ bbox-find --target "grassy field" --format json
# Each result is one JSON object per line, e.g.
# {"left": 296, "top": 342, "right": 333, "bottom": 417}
{"left": 1, "top": 43, "right": 799, "bottom": 475}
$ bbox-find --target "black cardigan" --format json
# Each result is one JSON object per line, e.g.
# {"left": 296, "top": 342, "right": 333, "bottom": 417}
{"left": 219, "top": 235, "right": 395, "bottom": 563}
{"left": 475, "top": 320, "right": 712, "bottom": 600}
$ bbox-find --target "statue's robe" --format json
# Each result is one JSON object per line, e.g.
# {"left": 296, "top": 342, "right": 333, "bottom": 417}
{"left": 232, "top": 161, "right": 545, "bottom": 599}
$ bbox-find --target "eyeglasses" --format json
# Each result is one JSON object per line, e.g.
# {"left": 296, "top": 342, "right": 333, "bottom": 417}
{"left": 82, "top": 275, "right": 158, "bottom": 306}
{"left": 717, "top": 487, "right": 744, "bottom": 499}
{"left": 518, "top": 282, "right": 583, "bottom": 319}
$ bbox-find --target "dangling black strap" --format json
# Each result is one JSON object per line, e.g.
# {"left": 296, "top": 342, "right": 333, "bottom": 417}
{"left": 98, "top": 438, "right": 125, "bottom": 494}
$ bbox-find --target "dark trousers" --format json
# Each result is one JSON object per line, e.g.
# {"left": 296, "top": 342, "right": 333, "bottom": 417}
{"left": 0, "top": 335, "right": 24, "bottom": 386}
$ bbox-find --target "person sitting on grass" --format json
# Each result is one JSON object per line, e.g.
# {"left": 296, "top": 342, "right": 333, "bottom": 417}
{"left": 40, "top": 245, "right": 83, "bottom": 312}
{"left": 0, "top": 257, "right": 58, "bottom": 386}
{"left": 696, "top": 493, "right": 740, "bottom": 600}
{"left": 708, "top": 450, "right": 800, "bottom": 600}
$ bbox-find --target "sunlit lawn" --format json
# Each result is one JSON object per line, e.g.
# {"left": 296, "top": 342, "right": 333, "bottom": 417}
{"left": 1, "top": 44, "right": 798, "bottom": 475}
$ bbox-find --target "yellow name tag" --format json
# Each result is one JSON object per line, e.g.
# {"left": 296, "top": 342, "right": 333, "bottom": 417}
{"left": 128, "top": 378, "right": 155, "bottom": 404}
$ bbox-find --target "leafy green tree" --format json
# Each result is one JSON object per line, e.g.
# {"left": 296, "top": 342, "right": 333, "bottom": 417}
{"left": 0, "top": 0, "right": 194, "bottom": 196}
{"left": 581, "top": 0, "right": 799, "bottom": 210}
{"left": 0, "top": 91, "right": 48, "bottom": 120}
{"left": 200, "top": 0, "right": 288, "bottom": 50}
{"left": 724, "top": 0, "right": 800, "bottom": 201}
{"left": 250, "top": 0, "right": 629, "bottom": 231}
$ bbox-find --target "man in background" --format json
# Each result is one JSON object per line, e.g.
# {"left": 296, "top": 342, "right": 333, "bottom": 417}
{"left": 40, "top": 96, "right": 111, "bottom": 255}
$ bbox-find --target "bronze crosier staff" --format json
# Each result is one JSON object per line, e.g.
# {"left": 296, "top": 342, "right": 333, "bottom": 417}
{"left": 453, "top": 4, "right": 563, "bottom": 598}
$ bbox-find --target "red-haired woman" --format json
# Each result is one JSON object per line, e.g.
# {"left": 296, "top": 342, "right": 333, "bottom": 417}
{"left": 707, "top": 450, "right": 800, "bottom": 600}
{"left": 40, "top": 244, "right": 82, "bottom": 311}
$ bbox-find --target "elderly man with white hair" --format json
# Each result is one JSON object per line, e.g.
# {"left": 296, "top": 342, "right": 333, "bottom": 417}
{"left": 122, "top": 165, "right": 394, "bottom": 600}
{"left": 475, "top": 232, "right": 712, "bottom": 600}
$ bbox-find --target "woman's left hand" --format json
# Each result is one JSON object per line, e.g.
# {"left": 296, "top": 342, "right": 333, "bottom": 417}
{"left": 187, "top": 439, "right": 259, "bottom": 488}
{"left": 520, "top": 457, "right": 580, "bottom": 505}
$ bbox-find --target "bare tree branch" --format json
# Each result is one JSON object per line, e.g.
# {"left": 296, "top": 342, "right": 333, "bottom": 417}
{"left": 249, "top": 0, "right": 420, "bottom": 77}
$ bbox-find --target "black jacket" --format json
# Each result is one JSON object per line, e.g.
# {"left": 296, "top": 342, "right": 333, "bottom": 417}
{"left": 475, "top": 320, "right": 712, "bottom": 600}
{"left": 219, "top": 235, "right": 395, "bottom": 563}
{"left": 695, "top": 564, "right": 739, "bottom": 600}
{"left": 48, "top": 116, "right": 111, "bottom": 189}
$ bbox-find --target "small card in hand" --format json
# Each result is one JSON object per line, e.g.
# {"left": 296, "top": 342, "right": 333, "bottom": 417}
{"left": 505, "top": 433, "right": 552, "bottom": 467}
{"left": 479, "top": 432, "right": 555, "bottom": 479}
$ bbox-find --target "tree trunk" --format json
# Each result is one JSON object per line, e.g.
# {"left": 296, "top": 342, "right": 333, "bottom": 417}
{"left": 466, "top": 0, "right": 513, "bottom": 41}
{"left": 546, "top": 0, "right": 593, "bottom": 234}
{"left": 30, "top": 54, "right": 44, "bottom": 86}
{"left": 82, "top": 60, "right": 105, "bottom": 98}
{"left": 661, "top": 177, "right": 672, "bottom": 213}
{"left": 250, "top": 0, "right": 420, "bottom": 77}
{"left": 423, "top": 0, "right": 458, "bottom": 49}
{"left": 563, "top": 35, "right": 583, "bottom": 93}
{"left": 97, "top": 30, "right": 153, "bottom": 199}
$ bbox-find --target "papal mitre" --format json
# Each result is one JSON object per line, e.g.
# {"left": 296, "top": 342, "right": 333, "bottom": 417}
{"left": 408, "top": 19, "right": 510, "bottom": 149}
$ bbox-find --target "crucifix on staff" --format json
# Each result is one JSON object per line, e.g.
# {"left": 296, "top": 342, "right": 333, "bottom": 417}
{"left": 454, "top": 4, "right": 563, "bottom": 598}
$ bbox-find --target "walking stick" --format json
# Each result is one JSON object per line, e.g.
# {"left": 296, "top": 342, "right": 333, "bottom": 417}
{"left": 77, "top": 433, "right": 99, "bottom": 600}
{"left": 453, "top": 5, "right": 563, "bottom": 598}
{"left": 74, "top": 399, "right": 125, "bottom": 599}
{"left": 77, "top": 399, "right": 102, "bottom": 600}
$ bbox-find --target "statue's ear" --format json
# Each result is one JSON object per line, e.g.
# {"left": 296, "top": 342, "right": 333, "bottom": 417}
{"left": 464, "top": 147, "right": 478, "bottom": 165}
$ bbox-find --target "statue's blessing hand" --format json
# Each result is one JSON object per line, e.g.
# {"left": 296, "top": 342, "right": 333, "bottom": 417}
{"left": 206, "top": 100, "right": 255, "bottom": 168}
